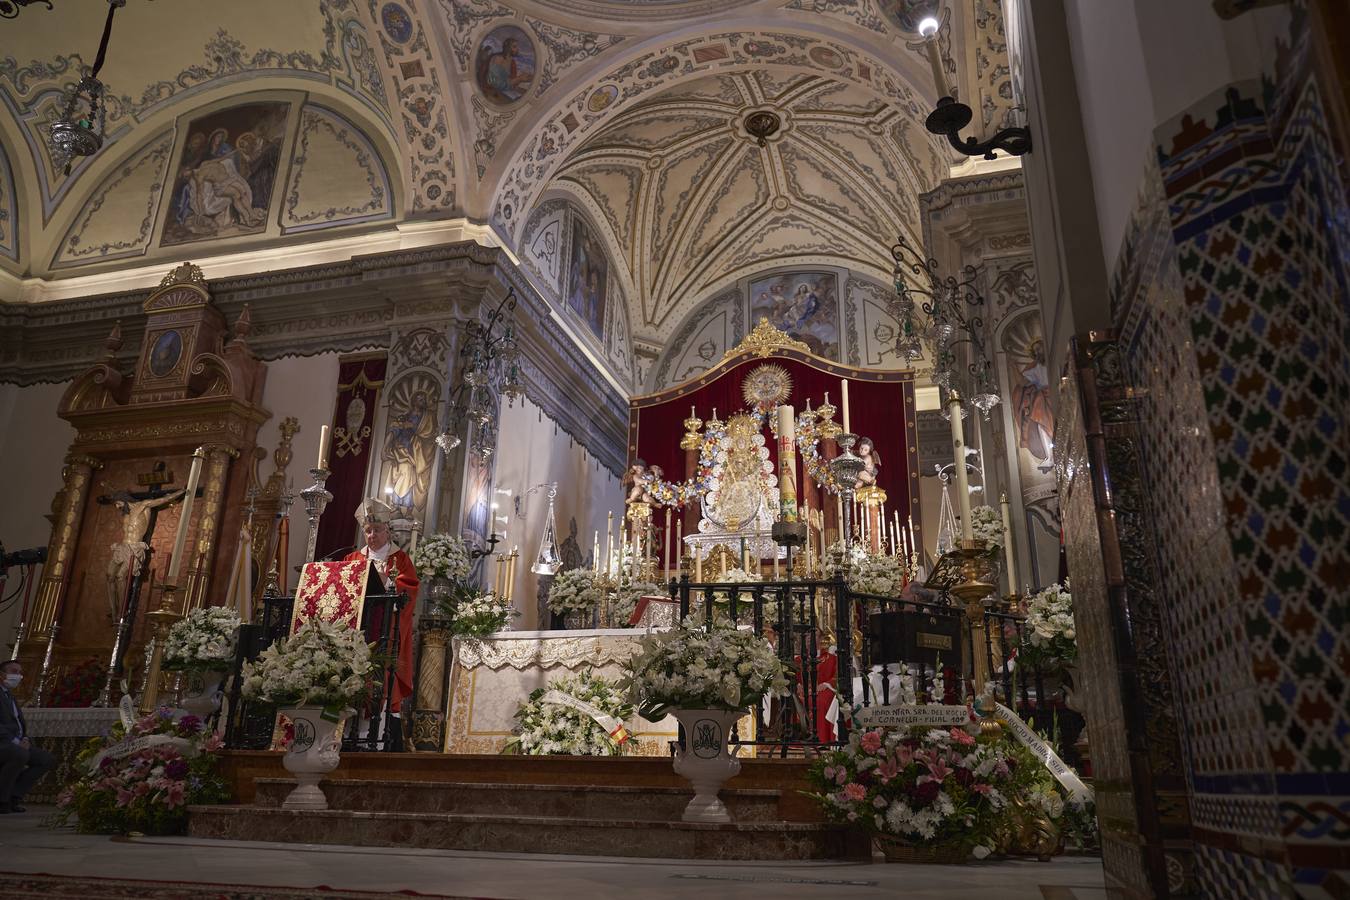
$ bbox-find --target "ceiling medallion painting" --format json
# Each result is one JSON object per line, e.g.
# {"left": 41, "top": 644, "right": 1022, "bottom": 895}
{"left": 476, "top": 25, "right": 537, "bottom": 106}
{"left": 750, "top": 271, "right": 840, "bottom": 360}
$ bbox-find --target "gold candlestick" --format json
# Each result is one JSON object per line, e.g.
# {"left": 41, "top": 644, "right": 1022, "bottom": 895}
{"left": 138, "top": 582, "right": 183, "bottom": 714}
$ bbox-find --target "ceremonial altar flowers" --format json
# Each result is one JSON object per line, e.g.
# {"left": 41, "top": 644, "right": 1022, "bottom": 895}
{"left": 969, "top": 506, "right": 1005, "bottom": 551}
{"left": 848, "top": 554, "right": 909, "bottom": 598}
{"left": 623, "top": 618, "right": 790, "bottom": 719}
{"left": 240, "top": 618, "right": 373, "bottom": 709}
{"left": 449, "top": 589, "right": 517, "bottom": 637}
{"left": 807, "top": 726, "right": 1015, "bottom": 861}
{"left": 506, "top": 672, "right": 638, "bottom": 756}
{"left": 547, "top": 567, "right": 604, "bottom": 616}
{"left": 609, "top": 581, "right": 658, "bottom": 627}
{"left": 163, "top": 605, "right": 240, "bottom": 671}
{"left": 55, "top": 708, "right": 229, "bottom": 835}
{"left": 1018, "top": 581, "right": 1077, "bottom": 671}
{"left": 411, "top": 531, "right": 472, "bottom": 581}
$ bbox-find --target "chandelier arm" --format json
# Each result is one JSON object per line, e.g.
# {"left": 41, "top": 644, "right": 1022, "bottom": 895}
{"left": 90, "top": 1, "right": 122, "bottom": 77}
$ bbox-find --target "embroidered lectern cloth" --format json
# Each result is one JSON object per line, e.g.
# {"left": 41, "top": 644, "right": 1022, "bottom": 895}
{"left": 291, "top": 559, "right": 371, "bottom": 633}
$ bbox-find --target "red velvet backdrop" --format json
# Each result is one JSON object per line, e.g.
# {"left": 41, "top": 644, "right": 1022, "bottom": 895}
{"left": 630, "top": 354, "right": 919, "bottom": 566}
{"left": 316, "top": 356, "right": 387, "bottom": 559}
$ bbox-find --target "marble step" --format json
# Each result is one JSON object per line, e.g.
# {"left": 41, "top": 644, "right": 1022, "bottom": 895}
{"left": 187, "top": 805, "right": 865, "bottom": 861}
{"left": 250, "top": 777, "right": 787, "bottom": 822}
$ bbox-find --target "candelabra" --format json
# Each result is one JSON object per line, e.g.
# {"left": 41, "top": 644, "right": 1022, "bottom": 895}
{"left": 300, "top": 467, "right": 332, "bottom": 563}
{"left": 828, "top": 433, "right": 867, "bottom": 545}
{"left": 138, "top": 581, "right": 182, "bottom": 714}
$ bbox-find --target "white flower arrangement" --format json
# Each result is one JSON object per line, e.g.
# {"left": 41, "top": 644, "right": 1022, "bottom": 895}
{"left": 450, "top": 590, "right": 517, "bottom": 637}
{"left": 506, "top": 672, "right": 639, "bottom": 757}
{"left": 547, "top": 567, "right": 605, "bottom": 615}
{"left": 969, "top": 506, "right": 1004, "bottom": 551}
{"left": 1020, "top": 580, "right": 1077, "bottom": 668}
{"left": 823, "top": 540, "right": 868, "bottom": 580}
{"left": 240, "top": 618, "right": 373, "bottom": 709}
{"left": 163, "top": 606, "right": 240, "bottom": 672}
{"left": 411, "top": 532, "right": 471, "bottom": 581}
{"left": 849, "top": 554, "right": 909, "bottom": 598}
{"left": 609, "top": 581, "right": 659, "bottom": 626}
{"left": 623, "top": 618, "right": 790, "bottom": 719}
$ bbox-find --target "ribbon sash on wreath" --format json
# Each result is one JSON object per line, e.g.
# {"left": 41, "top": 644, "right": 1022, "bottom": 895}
{"left": 292, "top": 559, "right": 372, "bottom": 633}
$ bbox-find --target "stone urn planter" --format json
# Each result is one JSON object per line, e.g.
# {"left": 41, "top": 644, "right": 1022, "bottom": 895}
{"left": 178, "top": 669, "right": 227, "bottom": 719}
{"left": 670, "top": 707, "right": 744, "bottom": 823}
{"left": 278, "top": 706, "right": 351, "bottom": 811}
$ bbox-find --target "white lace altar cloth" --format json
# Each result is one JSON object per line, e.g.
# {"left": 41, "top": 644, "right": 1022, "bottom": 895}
{"left": 446, "top": 628, "right": 678, "bottom": 755}
{"left": 24, "top": 707, "right": 122, "bottom": 738}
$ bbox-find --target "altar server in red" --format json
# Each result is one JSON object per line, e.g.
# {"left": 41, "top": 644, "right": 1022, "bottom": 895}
{"left": 345, "top": 498, "right": 419, "bottom": 718}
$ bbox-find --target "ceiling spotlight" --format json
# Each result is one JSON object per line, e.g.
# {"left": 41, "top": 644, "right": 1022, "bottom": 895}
{"left": 918, "top": 16, "right": 939, "bottom": 37}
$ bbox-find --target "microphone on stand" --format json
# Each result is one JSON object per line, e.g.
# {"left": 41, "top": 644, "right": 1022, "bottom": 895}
{"left": 292, "top": 546, "right": 357, "bottom": 573}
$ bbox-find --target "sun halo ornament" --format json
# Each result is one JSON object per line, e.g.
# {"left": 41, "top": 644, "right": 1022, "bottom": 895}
{"left": 741, "top": 363, "right": 792, "bottom": 411}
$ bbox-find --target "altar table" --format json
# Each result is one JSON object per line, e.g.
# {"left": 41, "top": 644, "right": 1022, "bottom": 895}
{"left": 24, "top": 707, "right": 121, "bottom": 803}
{"left": 445, "top": 628, "right": 678, "bottom": 755}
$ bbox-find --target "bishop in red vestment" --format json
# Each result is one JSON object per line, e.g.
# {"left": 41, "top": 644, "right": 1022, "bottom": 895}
{"left": 343, "top": 499, "right": 418, "bottom": 716}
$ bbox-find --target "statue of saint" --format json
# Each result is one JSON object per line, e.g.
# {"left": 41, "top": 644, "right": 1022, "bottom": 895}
{"left": 105, "top": 489, "right": 185, "bottom": 620}
{"left": 857, "top": 437, "right": 880, "bottom": 488}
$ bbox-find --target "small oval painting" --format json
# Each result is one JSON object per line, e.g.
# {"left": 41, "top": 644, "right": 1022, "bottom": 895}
{"left": 587, "top": 84, "right": 618, "bottom": 113}
{"left": 808, "top": 45, "right": 844, "bottom": 69}
{"left": 475, "top": 25, "right": 536, "bottom": 105}
{"left": 149, "top": 329, "right": 182, "bottom": 377}
{"left": 380, "top": 3, "right": 413, "bottom": 44}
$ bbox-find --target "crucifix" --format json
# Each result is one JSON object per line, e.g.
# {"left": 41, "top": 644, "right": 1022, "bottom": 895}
{"left": 92, "top": 461, "right": 193, "bottom": 706}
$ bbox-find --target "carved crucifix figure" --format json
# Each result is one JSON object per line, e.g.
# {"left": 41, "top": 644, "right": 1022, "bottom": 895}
{"left": 104, "top": 490, "right": 185, "bottom": 619}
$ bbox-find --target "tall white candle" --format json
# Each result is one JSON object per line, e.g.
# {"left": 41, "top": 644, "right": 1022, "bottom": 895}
{"left": 775, "top": 404, "right": 799, "bottom": 522}
{"left": 664, "top": 507, "right": 672, "bottom": 582}
{"left": 167, "top": 447, "right": 206, "bottom": 583}
{"left": 949, "top": 395, "right": 974, "bottom": 543}
{"left": 593, "top": 530, "right": 600, "bottom": 574}
{"left": 676, "top": 519, "right": 683, "bottom": 574}
{"left": 840, "top": 379, "right": 851, "bottom": 434}
{"left": 316, "top": 425, "right": 331, "bottom": 470}
{"left": 695, "top": 546, "right": 703, "bottom": 582}
{"left": 1000, "top": 492, "right": 1019, "bottom": 595}
{"left": 606, "top": 511, "right": 615, "bottom": 577}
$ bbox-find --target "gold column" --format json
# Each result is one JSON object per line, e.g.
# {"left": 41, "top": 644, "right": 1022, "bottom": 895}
{"left": 29, "top": 454, "right": 101, "bottom": 640}
{"left": 184, "top": 445, "right": 238, "bottom": 612}
{"left": 411, "top": 615, "right": 452, "bottom": 751}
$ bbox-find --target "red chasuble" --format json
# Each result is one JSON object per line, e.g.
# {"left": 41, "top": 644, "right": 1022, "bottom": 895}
{"left": 343, "top": 547, "right": 419, "bottom": 714}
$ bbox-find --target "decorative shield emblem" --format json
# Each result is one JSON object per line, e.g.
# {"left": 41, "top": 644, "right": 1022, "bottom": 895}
{"left": 692, "top": 719, "right": 722, "bottom": 759}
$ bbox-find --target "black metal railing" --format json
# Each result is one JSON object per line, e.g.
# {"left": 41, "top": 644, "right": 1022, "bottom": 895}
{"left": 984, "top": 609, "right": 1086, "bottom": 768}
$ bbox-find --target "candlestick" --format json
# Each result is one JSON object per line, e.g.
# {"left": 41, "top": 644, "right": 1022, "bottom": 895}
{"left": 948, "top": 391, "right": 974, "bottom": 543}
{"left": 663, "top": 507, "right": 672, "bottom": 582}
{"left": 299, "top": 467, "right": 333, "bottom": 563}
{"left": 644, "top": 516, "right": 653, "bottom": 582}
{"left": 840, "top": 379, "right": 851, "bottom": 434}
{"left": 606, "top": 511, "right": 615, "bottom": 577}
{"left": 317, "top": 424, "right": 331, "bottom": 470}
{"left": 167, "top": 447, "right": 205, "bottom": 582}
{"left": 593, "top": 530, "right": 600, "bottom": 574}
{"left": 695, "top": 547, "right": 703, "bottom": 582}
{"left": 1000, "top": 492, "right": 1018, "bottom": 595}
{"left": 676, "top": 519, "right": 683, "bottom": 574}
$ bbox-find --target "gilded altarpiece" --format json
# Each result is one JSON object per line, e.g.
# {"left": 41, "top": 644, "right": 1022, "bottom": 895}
{"left": 21, "top": 263, "right": 270, "bottom": 699}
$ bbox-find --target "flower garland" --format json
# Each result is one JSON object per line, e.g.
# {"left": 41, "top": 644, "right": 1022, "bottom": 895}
{"left": 547, "top": 567, "right": 606, "bottom": 615}
{"left": 623, "top": 618, "right": 790, "bottom": 719}
{"left": 506, "top": 672, "right": 639, "bottom": 756}
{"left": 240, "top": 618, "right": 373, "bottom": 709}
{"left": 450, "top": 590, "right": 517, "bottom": 637}
{"left": 55, "top": 709, "right": 229, "bottom": 835}
{"left": 163, "top": 606, "right": 240, "bottom": 672}
{"left": 411, "top": 532, "right": 472, "bottom": 581}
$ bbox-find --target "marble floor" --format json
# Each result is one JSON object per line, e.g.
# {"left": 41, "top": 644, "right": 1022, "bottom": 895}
{"left": 0, "top": 806, "right": 1109, "bottom": 900}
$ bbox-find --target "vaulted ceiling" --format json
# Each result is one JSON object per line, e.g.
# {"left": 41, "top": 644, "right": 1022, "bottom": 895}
{"left": 0, "top": 0, "right": 1019, "bottom": 383}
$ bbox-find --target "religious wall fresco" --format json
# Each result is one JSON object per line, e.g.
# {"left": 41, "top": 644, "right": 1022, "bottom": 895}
{"left": 1003, "top": 313, "right": 1054, "bottom": 475}
{"left": 567, "top": 214, "right": 608, "bottom": 338}
{"left": 160, "top": 102, "right": 288, "bottom": 247}
{"left": 749, "top": 271, "right": 839, "bottom": 360}
{"left": 475, "top": 25, "right": 536, "bottom": 105}
{"left": 378, "top": 371, "right": 439, "bottom": 521}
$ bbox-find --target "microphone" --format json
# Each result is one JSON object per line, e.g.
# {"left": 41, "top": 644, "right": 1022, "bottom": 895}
{"left": 320, "top": 545, "right": 356, "bottom": 562}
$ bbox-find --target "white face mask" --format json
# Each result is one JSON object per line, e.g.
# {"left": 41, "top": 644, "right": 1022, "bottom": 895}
{"left": 2, "top": 674, "right": 19, "bottom": 689}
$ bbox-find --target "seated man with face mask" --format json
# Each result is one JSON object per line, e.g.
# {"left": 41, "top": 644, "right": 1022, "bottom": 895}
{"left": 0, "top": 659, "right": 54, "bottom": 813}
{"left": 342, "top": 499, "right": 419, "bottom": 746}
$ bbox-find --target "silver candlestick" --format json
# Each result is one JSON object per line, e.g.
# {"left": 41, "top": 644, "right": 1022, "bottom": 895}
{"left": 828, "top": 432, "right": 867, "bottom": 545}
{"left": 300, "top": 467, "right": 332, "bottom": 563}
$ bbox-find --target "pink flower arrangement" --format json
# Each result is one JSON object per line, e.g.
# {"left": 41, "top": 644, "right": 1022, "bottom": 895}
{"left": 808, "top": 726, "right": 1017, "bottom": 854}
{"left": 54, "top": 706, "right": 231, "bottom": 835}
